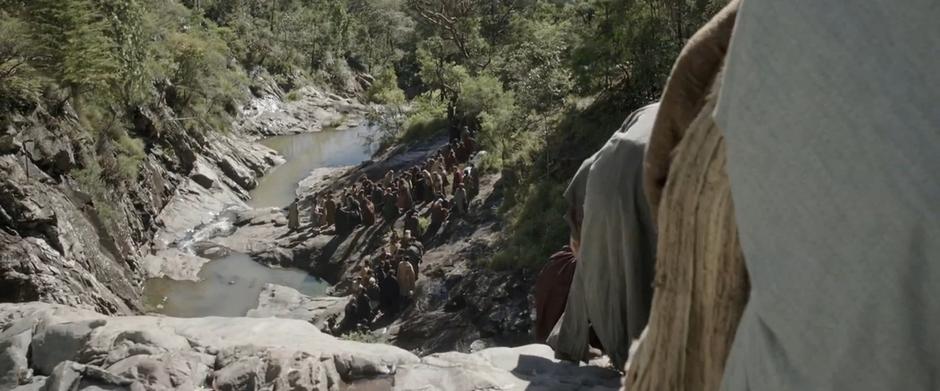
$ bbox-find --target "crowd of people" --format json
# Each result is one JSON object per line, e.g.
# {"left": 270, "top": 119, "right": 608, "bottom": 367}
{"left": 302, "top": 128, "right": 480, "bottom": 333}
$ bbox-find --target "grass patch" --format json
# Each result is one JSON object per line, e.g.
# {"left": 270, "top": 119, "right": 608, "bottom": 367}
{"left": 285, "top": 90, "right": 301, "bottom": 102}
{"left": 488, "top": 180, "right": 569, "bottom": 270}
{"left": 341, "top": 330, "right": 389, "bottom": 344}
{"left": 398, "top": 95, "right": 447, "bottom": 144}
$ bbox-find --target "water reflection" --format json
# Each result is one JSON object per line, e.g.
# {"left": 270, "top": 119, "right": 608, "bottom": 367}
{"left": 144, "top": 126, "right": 378, "bottom": 317}
{"left": 249, "top": 125, "right": 380, "bottom": 208}
{"left": 144, "top": 253, "right": 327, "bottom": 317}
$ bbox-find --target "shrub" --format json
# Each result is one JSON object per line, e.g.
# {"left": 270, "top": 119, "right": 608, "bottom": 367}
{"left": 341, "top": 330, "right": 388, "bottom": 344}
{"left": 285, "top": 90, "right": 301, "bottom": 102}
{"left": 366, "top": 67, "right": 406, "bottom": 105}
{"left": 399, "top": 94, "right": 447, "bottom": 143}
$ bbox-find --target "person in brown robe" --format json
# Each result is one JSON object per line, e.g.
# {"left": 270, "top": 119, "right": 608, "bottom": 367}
{"left": 431, "top": 171, "right": 445, "bottom": 197}
{"left": 421, "top": 168, "right": 434, "bottom": 202}
{"left": 444, "top": 148, "right": 457, "bottom": 171}
{"left": 451, "top": 167, "right": 464, "bottom": 195}
{"left": 358, "top": 191, "right": 376, "bottom": 226}
{"left": 324, "top": 195, "right": 337, "bottom": 227}
{"left": 424, "top": 198, "right": 449, "bottom": 240}
{"left": 397, "top": 258, "right": 416, "bottom": 299}
{"left": 396, "top": 179, "right": 413, "bottom": 211}
{"left": 534, "top": 246, "right": 578, "bottom": 343}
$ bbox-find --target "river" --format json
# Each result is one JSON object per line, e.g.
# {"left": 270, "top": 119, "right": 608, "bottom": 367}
{"left": 143, "top": 125, "right": 379, "bottom": 317}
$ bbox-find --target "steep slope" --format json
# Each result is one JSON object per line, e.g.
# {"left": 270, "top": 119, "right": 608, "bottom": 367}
{"left": 0, "top": 79, "right": 289, "bottom": 315}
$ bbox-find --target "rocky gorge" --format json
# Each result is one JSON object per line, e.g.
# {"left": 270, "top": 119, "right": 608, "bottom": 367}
{"left": 0, "top": 72, "right": 621, "bottom": 389}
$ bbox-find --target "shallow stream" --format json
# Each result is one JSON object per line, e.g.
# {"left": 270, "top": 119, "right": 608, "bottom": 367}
{"left": 143, "top": 125, "right": 379, "bottom": 317}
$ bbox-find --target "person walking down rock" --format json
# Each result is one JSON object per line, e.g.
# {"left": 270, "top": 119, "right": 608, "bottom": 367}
{"left": 413, "top": 168, "right": 428, "bottom": 204}
{"left": 431, "top": 170, "right": 445, "bottom": 198}
{"left": 310, "top": 197, "right": 325, "bottom": 228}
{"left": 397, "top": 258, "right": 416, "bottom": 305}
{"left": 451, "top": 166, "right": 464, "bottom": 195}
{"left": 382, "top": 186, "right": 399, "bottom": 222}
{"left": 444, "top": 147, "right": 457, "bottom": 171}
{"left": 452, "top": 184, "right": 468, "bottom": 218}
{"left": 425, "top": 197, "right": 449, "bottom": 240}
{"left": 400, "top": 230, "right": 424, "bottom": 275}
{"left": 355, "top": 288, "right": 372, "bottom": 330}
{"left": 379, "top": 269, "right": 401, "bottom": 314}
{"left": 404, "top": 209, "right": 422, "bottom": 239}
{"left": 421, "top": 167, "right": 434, "bottom": 202}
{"left": 287, "top": 202, "right": 300, "bottom": 231}
{"left": 358, "top": 191, "right": 376, "bottom": 226}
{"left": 372, "top": 184, "right": 385, "bottom": 209}
{"left": 463, "top": 165, "right": 479, "bottom": 200}
{"left": 396, "top": 179, "right": 413, "bottom": 212}
{"left": 324, "top": 195, "right": 337, "bottom": 227}
{"left": 334, "top": 205, "right": 350, "bottom": 235}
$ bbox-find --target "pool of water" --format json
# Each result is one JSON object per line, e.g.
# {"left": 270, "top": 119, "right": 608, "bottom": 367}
{"left": 143, "top": 253, "right": 326, "bottom": 317}
{"left": 248, "top": 125, "right": 380, "bottom": 208}
{"left": 143, "top": 125, "right": 379, "bottom": 317}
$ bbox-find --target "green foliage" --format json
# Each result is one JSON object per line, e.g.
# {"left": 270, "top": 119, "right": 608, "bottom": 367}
{"left": 24, "top": 0, "right": 118, "bottom": 98}
{"left": 414, "top": 43, "right": 470, "bottom": 100}
{"left": 341, "top": 330, "right": 388, "bottom": 344}
{"left": 490, "top": 85, "right": 646, "bottom": 270}
{"left": 399, "top": 94, "right": 447, "bottom": 143}
{"left": 160, "top": 23, "right": 248, "bottom": 132}
{"left": 492, "top": 11, "right": 573, "bottom": 113}
{"left": 489, "top": 180, "right": 569, "bottom": 270}
{"left": 366, "top": 68, "right": 406, "bottom": 105}
{"left": 566, "top": 0, "right": 727, "bottom": 97}
{"left": 73, "top": 158, "right": 120, "bottom": 225}
{"left": 0, "top": 11, "right": 42, "bottom": 109}
{"left": 112, "top": 132, "right": 146, "bottom": 181}
{"left": 457, "top": 75, "right": 512, "bottom": 120}
{"left": 285, "top": 90, "right": 301, "bottom": 102}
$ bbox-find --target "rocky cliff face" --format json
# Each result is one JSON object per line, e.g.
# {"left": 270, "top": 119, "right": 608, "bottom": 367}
{"left": 0, "top": 77, "right": 286, "bottom": 315}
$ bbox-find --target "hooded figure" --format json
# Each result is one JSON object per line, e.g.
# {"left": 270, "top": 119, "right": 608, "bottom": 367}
{"left": 710, "top": 1, "right": 940, "bottom": 389}
{"left": 397, "top": 260, "right": 416, "bottom": 298}
{"left": 324, "top": 196, "right": 337, "bottom": 226}
{"left": 551, "top": 103, "right": 659, "bottom": 370}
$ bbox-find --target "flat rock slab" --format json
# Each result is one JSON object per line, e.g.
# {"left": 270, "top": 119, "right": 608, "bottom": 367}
{"left": 247, "top": 284, "right": 349, "bottom": 330}
{"left": 141, "top": 248, "right": 211, "bottom": 281}
{"left": 0, "top": 302, "right": 620, "bottom": 390}
{"left": 392, "top": 344, "right": 620, "bottom": 390}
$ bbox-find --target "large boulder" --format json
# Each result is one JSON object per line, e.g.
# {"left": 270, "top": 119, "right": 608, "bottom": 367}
{"left": 0, "top": 302, "right": 418, "bottom": 390}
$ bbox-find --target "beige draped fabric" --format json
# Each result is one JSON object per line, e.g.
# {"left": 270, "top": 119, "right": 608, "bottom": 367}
{"left": 643, "top": 0, "right": 739, "bottom": 223}
{"left": 625, "top": 2, "right": 749, "bottom": 390}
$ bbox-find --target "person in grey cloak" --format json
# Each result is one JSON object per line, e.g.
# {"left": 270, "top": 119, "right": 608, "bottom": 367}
{"left": 714, "top": 0, "right": 940, "bottom": 389}
{"left": 550, "top": 103, "right": 659, "bottom": 370}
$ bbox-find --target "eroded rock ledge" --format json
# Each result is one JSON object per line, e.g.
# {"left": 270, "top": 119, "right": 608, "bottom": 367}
{"left": 0, "top": 302, "right": 620, "bottom": 390}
